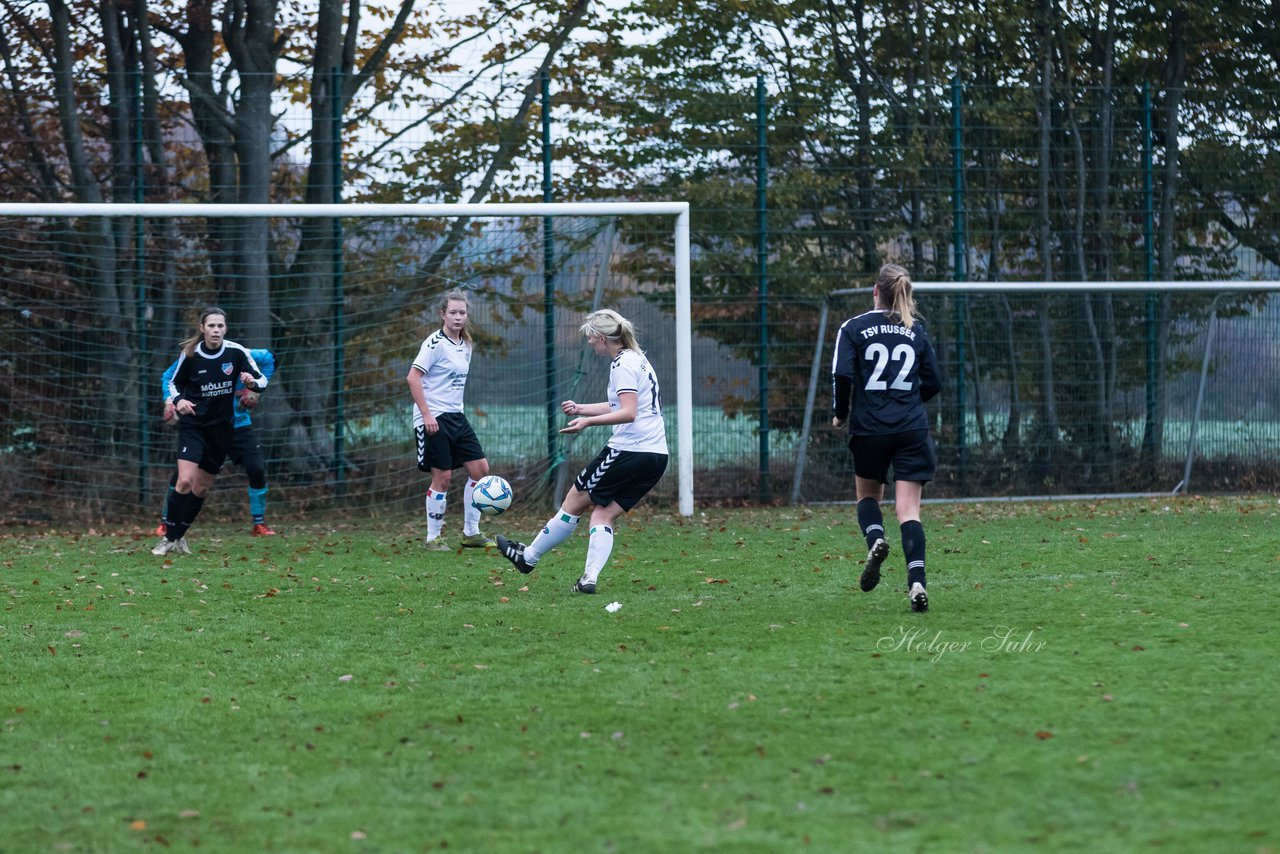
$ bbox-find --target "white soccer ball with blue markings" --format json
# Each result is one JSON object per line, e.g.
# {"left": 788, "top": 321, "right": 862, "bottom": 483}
{"left": 471, "top": 475, "right": 514, "bottom": 516}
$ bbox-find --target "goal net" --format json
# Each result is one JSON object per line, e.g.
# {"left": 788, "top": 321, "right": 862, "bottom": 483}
{"left": 0, "top": 202, "right": 693, "bottom": 525}
{"left": 792, "top": 281, "right": 1280, "bottom": 504}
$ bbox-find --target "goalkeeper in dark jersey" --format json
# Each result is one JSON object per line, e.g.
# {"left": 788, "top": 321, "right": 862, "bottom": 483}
{"left": 151, "top": 307, "right": 268, "bottom": 556}
{"left": 832, "top": 264, "right": 942, "bottom": 612}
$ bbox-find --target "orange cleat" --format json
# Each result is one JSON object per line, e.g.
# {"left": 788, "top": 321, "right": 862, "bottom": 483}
{"left": 251, "top": 523, "right": 277, "bottom": 537}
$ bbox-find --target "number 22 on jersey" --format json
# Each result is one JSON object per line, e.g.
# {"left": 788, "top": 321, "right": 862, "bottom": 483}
{"left": 863, "top": 342, "right": 915, "bottom": 391}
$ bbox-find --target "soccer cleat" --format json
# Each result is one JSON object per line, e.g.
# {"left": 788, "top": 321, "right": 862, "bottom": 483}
{"left": 572, "top": 577, "right": 597, "bottom": 595}
{"left": 423, "top": 538, "right": 453, "bottom": 552}
{"left": 860, "top": 538, "right": 890, "bottom": 592}
{"left": 909, "top": 582, "right": 929, "bottom": 613}
{"left": 251, "top": 523, "right": 277, "bottom": 537}
{"left": 151, "top": 538, "right": 177, "bottom": 556}
{"left": 155, "top": 523, "right": 167, "bottom": 537}
{"left": 495, "top": 535, "right": 534, "bottom": 574}
{"left": 175, "top": 537, "right": 192, "bottom": 555}
{"left": 460, "top": 532, "right": 495, "bottom": 549}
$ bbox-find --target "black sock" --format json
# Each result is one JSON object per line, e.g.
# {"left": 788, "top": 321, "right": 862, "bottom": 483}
{"left": 900, "top": 520, "right": 926, "bottom": 588}
{"left": 186, "top": 494, "right": 206, "bottom": 530}
{"left": 166, "top": 492, "right": 193, "bottom": 540}
{"left": 857, "top": 498, "right": 885, "bottom": 550}
{"left": 165, "top": 493, "right": 206, "bottom": 541}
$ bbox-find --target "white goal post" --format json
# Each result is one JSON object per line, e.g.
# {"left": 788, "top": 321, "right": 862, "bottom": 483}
{"left": 0, "top": 201, "right": 695, "bottom": 516}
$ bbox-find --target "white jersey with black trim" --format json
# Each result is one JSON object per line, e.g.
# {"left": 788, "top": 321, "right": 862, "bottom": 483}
{"left": 411, "top": 329, "right": 471, "bottom": 426}
{"left": 606, "top": 349, "right": 668, "bottom": 454}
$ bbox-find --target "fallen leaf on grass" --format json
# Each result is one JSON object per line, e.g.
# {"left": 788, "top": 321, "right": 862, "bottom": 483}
{"left": 1035, "top": 730, "right": 1054, "bottom": 740}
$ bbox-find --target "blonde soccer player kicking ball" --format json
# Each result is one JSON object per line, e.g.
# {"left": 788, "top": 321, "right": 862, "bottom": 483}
{"left": 496, "top": 309, "right": 668, "bottom": 594}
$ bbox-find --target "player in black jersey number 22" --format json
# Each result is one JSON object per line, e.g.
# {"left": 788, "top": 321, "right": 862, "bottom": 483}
{"left": 832, "top": 264, "right": 941, "bottom": 612}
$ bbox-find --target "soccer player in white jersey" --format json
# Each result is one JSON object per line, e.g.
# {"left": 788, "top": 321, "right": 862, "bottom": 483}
{"left": 407, "top": 289, "right": 494, "bottom": 551}
{"left": 831, "top": 264, "right": 942, "bottom": 612}
{"left": 497, "top": 309, "right": 668, "bottom": 594}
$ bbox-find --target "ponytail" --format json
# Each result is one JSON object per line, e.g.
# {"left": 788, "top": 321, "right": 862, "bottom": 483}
{"left": 579, "top": 309, "right": 641, "bottom": 352}
{"left": 874, "top": 264, "right": 918, "bottom": 329}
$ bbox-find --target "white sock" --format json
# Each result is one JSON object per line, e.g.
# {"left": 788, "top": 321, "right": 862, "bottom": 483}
{"left": 425, "top": 488, "right": 447, "bottom": 540}
{"left": 462, "top": 479, "right": 481, "bottom": 537}
{"left": 525, "top": 511, "right": 579, "bottom": 564}
{"left": 582, "top": 525, "right": 614, "bottom": 584}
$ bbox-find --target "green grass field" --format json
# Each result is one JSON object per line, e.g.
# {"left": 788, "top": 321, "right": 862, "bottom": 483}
{"left": 3, "top": 497, "right": 1278, "bottom": 852}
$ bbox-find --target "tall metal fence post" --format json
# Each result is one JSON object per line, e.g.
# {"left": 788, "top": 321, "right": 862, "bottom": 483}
{"left": 756, "top": 74, "right": 771, "bottom": 502}
{"left": 951, "top": 77, "right": 967, "bottom": 485}
{"left": 791, "top": 299, "right": 829, "bottom": 505}
{"left": 542, "top": 70, "right": 559, "bottom": 490}
{"left": 332, "top": 66, "right": 347, "bottom": 493}
{"left": 1142, "top": 83, "right": 1157, "bottom": 463}
{"left": 134, "top": 66, "right": 149, "bottom": 506}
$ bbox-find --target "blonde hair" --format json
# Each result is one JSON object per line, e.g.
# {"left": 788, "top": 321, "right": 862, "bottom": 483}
{"left": 580, "top": 308, "right": 640, "bottom": 352}
{"left": 874, "top": 264, "right": 918, "bottom": 328}
{"left": 437, "top": 288, "right": 473, "bottom": 345}
{"left": 180, "top": 306, "right": 227, "bottom": 356}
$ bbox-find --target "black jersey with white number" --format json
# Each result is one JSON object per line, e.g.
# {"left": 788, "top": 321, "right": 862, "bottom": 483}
{"left": 832, "top": 309, "right": 941, "bottom": 435}
{"left": 166, "top": 341, "right": 267, "bottom": 428}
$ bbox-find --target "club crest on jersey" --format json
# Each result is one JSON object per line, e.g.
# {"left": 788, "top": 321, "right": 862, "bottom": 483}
{"left": 222, "top": 362, "right": 234, "bottom": 375}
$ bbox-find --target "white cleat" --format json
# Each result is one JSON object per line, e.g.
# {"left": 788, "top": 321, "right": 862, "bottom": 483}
{"left": 151, "top": 538, "right": 176, "bottom": 556}
{"left": 909, "top": 582, "right": 929, "bottom": 613}
{"left": 175, "top": 537, "right": 192, "bottom": 555}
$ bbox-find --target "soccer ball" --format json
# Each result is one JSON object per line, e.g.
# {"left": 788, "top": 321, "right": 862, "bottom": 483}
{"left": 471, "top": 475, "right": 513, "bottom": 516}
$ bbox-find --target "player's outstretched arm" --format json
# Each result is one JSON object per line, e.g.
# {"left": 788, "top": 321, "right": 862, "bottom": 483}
{"left": 561, "top": 400, "right": 611, "bottom": 417}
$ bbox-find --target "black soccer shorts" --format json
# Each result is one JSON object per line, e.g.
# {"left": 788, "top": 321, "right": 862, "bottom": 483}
{"left": 574, "top": 445, "right": 668, "bottom": 511}
{"left": 849, "top": 429, "right": 937, "bottom": 484}
{"left": 176, "top": 421, "right": 234, "bottom": 475}
{"left": 416, "top": 412, "right": 486, "bottom": 472}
